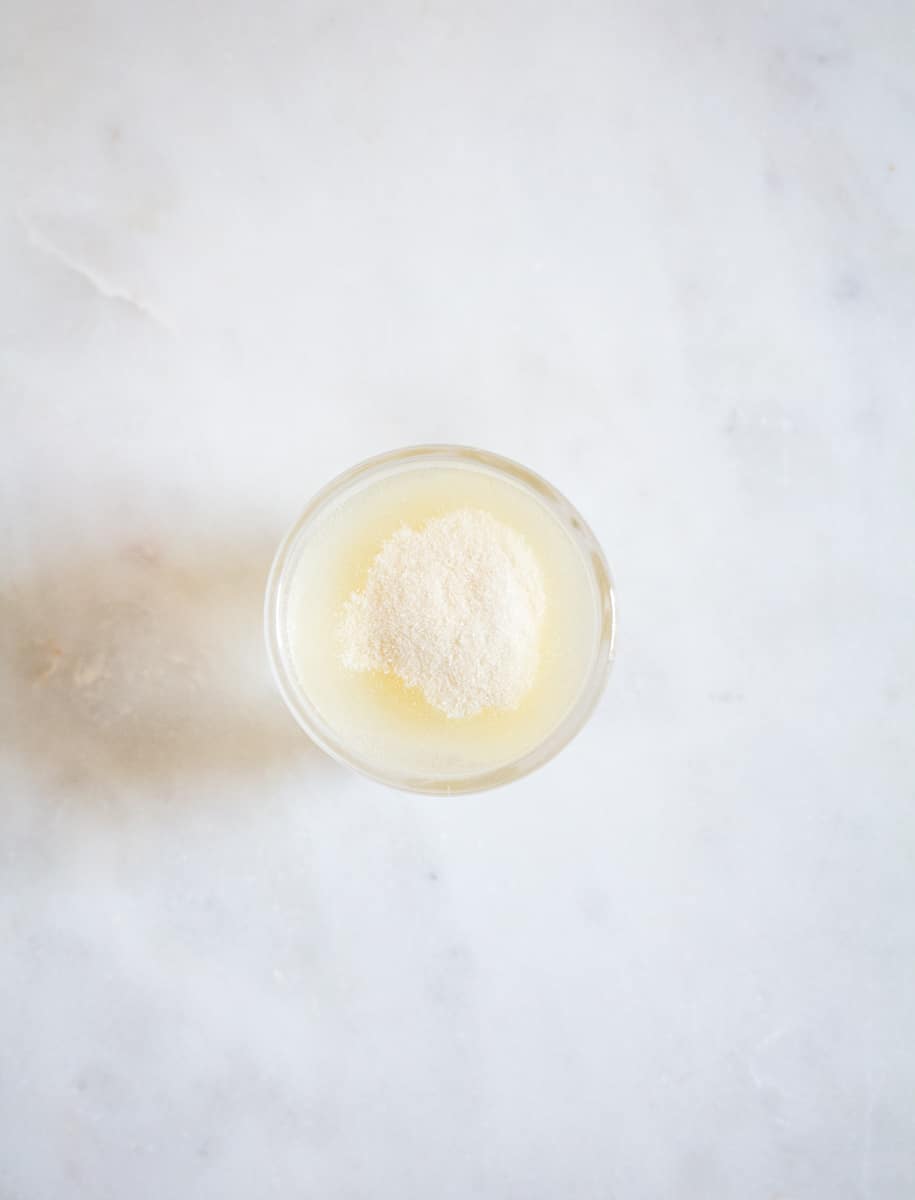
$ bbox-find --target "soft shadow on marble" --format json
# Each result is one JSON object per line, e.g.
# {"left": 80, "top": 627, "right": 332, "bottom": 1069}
{"left": 0, "top": 533, "right": 318, "bottom": 793}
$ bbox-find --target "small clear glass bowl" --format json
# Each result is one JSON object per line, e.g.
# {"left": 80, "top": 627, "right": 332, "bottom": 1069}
{"left": 265, "top": 445, "right": 615, "bottom": 794}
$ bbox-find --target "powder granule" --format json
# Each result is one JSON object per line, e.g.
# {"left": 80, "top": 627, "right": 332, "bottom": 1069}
{"left": 339, "top": 508, "right": 546, "bottom": 718}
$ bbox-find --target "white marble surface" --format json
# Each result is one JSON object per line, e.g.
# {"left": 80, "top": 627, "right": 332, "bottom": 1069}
{"left": 2, "top": 1, "right": 914, "bottom": 1196}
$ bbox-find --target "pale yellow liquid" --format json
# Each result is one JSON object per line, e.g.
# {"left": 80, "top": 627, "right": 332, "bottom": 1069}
{"left": 286, "top": 463, "right": 599, "bottom": 783}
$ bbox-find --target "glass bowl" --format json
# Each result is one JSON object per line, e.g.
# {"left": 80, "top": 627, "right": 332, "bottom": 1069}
{"left": 265, "top": 445, "right": 615, "bottom": 794}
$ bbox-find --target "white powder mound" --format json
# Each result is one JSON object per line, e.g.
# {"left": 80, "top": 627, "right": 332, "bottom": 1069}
{"left": 339, "top": 508, "right": 546, "bottom": 719}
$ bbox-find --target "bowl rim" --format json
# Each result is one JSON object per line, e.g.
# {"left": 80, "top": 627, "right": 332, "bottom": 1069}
{"left": 264, "top": 444, "right": 616, "bottom": 794}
